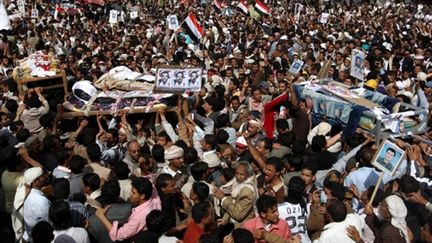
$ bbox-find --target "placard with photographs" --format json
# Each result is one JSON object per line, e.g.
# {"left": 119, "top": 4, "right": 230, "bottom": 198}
{"left": 371, "top": 139, "right": 405, "bottom": 176}
{"left": 155, "top": 66, "right": 203, "bottom": 93}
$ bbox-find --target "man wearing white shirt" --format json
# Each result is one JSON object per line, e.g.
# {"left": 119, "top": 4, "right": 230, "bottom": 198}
{"left": 23, "top": 167, "right": 51, "bottom": 242}
{"left": 314, "top": 199, "right": 363, "bottom": 243}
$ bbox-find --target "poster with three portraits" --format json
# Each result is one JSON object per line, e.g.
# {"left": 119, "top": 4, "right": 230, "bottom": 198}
{"left": 155, "top": 66, "right": 203, "bottom": 93}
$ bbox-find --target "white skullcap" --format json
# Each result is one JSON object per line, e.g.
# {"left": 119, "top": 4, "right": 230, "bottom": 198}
{"left": 164, "top": 145, "right": 184, "bottom": 161}
{"left": 24, "top": 167, "right": 44, "bottom": 186}
{"left": 203, "top": 152, "right": 221, "bottom": 168}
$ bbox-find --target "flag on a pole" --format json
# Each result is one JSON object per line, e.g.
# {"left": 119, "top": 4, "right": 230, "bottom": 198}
{"left": 183, "top": 12, "right": 204, "bottom": 43}
{"left": 237, "top": 0, "right": 248, "bottom": 14}
{"left": 255, "top": 0, "right": 271, "bottom": 16}
{"left": 214, "top": 0, "right": 227, "bottom": 10}
{"left": 54, "top": 5, "right": 64, "bottom": 19}
{"left": 0, "top": 0, "right": 11, "bottom": 30}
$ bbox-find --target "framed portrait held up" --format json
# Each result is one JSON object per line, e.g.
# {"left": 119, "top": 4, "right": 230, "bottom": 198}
{"left": 154, "top": 66, "right": 203, "bottom": 93}
{"left": 371, "top": 139, "right": 405, "bottom": 176}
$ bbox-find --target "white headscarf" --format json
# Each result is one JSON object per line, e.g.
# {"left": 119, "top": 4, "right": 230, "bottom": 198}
{"left": 385, "top": 195, "right": 409, "bottom": 243}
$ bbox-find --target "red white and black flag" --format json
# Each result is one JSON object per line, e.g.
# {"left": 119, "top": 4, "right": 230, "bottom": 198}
{"left": 214, "top": 0, "right": 227, "bottom": 11}
{"left": 183, "top": 12, "right": 204, "bottom": 43}
{"left": 255, "top": 0, "right": 271, "bottom": 15}
{"left": 237, "top": 0, "right": 248, "bottom": 14}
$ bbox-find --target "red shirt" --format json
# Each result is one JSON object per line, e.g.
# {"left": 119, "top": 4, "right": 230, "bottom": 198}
{"left": 183, "top": 221, "right": 205, "bottom": 243}
{"left": 243, "top": 217, "right": 292, "bottom": 243}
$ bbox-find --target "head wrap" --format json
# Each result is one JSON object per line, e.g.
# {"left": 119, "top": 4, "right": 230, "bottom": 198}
{"left": 164, "top": 145, "right": 184, "bottom": 162}
{"left": 203, "top": 152, "right": 221, "bottom": 168}
{"left": 24, "top": 167, "right": 44, "bottom": 186}
{"left": 385, "top": 195, "right": 409, "bottom": 243}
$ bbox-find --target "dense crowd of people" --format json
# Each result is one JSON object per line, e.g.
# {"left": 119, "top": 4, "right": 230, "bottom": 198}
{"left": 0, "top": 0, "right": 432, "bottom": 242}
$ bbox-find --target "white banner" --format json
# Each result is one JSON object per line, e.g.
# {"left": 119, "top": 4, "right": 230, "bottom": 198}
{"left": 320, "top": 13, "right": 329, "bottom": 24}
{"left": 130, "top": 11, "right": 138, "bottom": 19}
{"left": 155, "top": 66, "right": 203, "bottom": 93}
{"left": 350, "top": 49, "right": 366, "bottom": 81}
{"left": 17, "top": 0, "right": 25, "bottom": 16}
{"left": 288, "top": 60, "right": 304, "bottom": 74}
{"left": 0, "top": 0, "right": 11, "bottom": 29}
{"left": 166, "top": 15, "right": 179, "bottom": 30}
{"left": 109, "top": 10, "right": 118, "bottom": 23}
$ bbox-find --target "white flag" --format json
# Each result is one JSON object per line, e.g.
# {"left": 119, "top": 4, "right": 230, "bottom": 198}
{"left": 320, "top": 13, "right": 329, "bottom": 24}
{"left": 31, "top": 8, "right": 38, "bottom": 19}
{"left": 130, "top": 11, "right": 138, "bottom": 19}
{"left": 0, "top": 0, "right": 11, "bottom": 30}
{"left": 109, "top": 10, "right": 118, "bottom": 23}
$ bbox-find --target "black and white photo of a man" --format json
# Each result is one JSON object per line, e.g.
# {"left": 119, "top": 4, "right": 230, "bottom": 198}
{"left": 158, "top": 71, "right": 170, "bottom": 86}
{"left": 173, "top": 71, "right": 185, "bottom": 87}
{"left": 188, "top": 71, "right": 199, "bottom": 87}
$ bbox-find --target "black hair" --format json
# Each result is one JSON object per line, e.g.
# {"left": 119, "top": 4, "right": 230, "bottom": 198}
{"left": 26, "top": 95, "right": 42, "bottom": 109}
{"left": 231, "top": 228, "right": 254, "bottom": 243}
{"left": 5, "top": 99, "right": 18, "bottom": 113}
{"left": 146, "top": 210, "right": 166, "bottom": 236}
{"left": 367, "top": 186, "right": 384, "bottom": 207}
{"left": 204, "top": 96, "right": 219, "bottom": 111}
{"left": 54, "top": 148, "right": 70, "bottom": 166}
{"left": 32, "top": 221, "right": 54, "bottom": 243}
{"left": 302, "top": 163, "right": 318, "bottom": 175}
{"left": 276, "top": 119, "right": 289, "bottom": 131}
{"left": 67, "top": 155, "right": 86, "bottom": 174}
{"left": 43, "top": 135, "right": 61, "bottom": 153}
{"left": 191, "top": 162, "right": 209, "bottom": 181}
{"left": 97, "top": 180, "right": 121, "bottom": 207}
{"left": 311, "top": 135, "right": 326, "bottom": 152}
{"left": 259, "top": 137, "right": 273, "bottom": 151}
{"left": 287, "top": 176, "right": 306, "bottom": 203}
{"left": 203, "top": 134, "right": 218, "bottom": 150}
{"left": 266, "top": 157, "right": 284, "bottom": 173}
{"left": 82, "top": 173, "right": 101, "bottom": 192}
{"left": 134, "top": 231, "right": 159, "bottom": 243}
{"left": 131, "top": 177, "right": 153, "bottom": 200}
{"left": 86, "top": 143, "right": 102, "bottom": 162}
{"left": 156, "top": 173, "right": 174, "bottom": 193}
{"left": 113, "top": 162, "right": 130, "bottom": 180}
{"left": 199, "top": 233, "right": 219, "bottom": 243}
{"left": 106, "top": 129, "right": 119, "bottom": 144}
{"left": 385, "top": 147, "right": 396, "bottom": 155}
{"left": 358, "top": 147, "right": 375, "bottom": 167}
{"left": 221, "top": 167, "right": 235, "bottom": 182}
{"left": 292, "top": 139, "right": 306, "bottom": 154}
{"left": 16, "top": 128, "right": 30, "bottom": 143}
{"left": 277, "top": 133, "right": 295, "bottom": 147}
{"left": 216, "top": 113, "right": 231, "bottom": 128}
{"left": 49, "top": 200, "right": 72, "bottom": 230}
{"left": 157, "top": 131, "right": 172, "bottom": 143}
{"left": 324, "top": 181, "right": 346, "bottom": 201}
{"left": 216, "top": 129, "right": 229, "bottom": 144}
{"left": 184, "top": 147, "right": 198, "bottom": 165}
{"left": 256, "top": 195, "right": 277, "bottom": 214}
{"left": 400, "top": 174, "right": 420, "bottom": 194}
{"left": 151, "top": 144, "right": 165, "bottom": 163}
{"left": 193, "top": 181, "right": 210, "bottom": 202}
{"left": 52, "top": 178, "right": 70, "bottom": 200}
{"left": 39, "top": 114, "right": 54, "bottom": 129}
{"left": 327, "top": 199, "right": 347, "bottom": 222}
{"left": 191, "top": 200, "right": 212, "bottom": 223}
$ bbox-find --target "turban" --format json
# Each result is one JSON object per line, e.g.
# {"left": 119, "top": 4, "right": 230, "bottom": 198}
{"left": 164, "top": 145, "right": 184, "bottom": 162}
{"left": 24, "top": 167, "right": 44, "bottom": 186}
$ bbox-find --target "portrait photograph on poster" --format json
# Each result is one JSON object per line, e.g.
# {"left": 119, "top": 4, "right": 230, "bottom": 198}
{"left": 371, "top": 139, "right": 405, "bottom": 176}
{"left": 154, "top": 66, "right": 203, "bottom": 93}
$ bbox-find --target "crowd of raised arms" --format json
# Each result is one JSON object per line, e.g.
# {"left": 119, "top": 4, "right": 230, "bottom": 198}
{"left": 0, "top": 0, "right": 432, "bottom": 242}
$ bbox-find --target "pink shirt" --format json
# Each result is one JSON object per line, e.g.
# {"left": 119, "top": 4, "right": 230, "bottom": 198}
{"left": 243, "top": 217, "right": 291, "bottom": 243}
{"left": 109, "top": 189, "right": 161, "bottom": 241}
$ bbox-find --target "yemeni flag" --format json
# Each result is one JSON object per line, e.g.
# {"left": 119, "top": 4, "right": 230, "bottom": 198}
{"left": 255, "top": 0, "right": 271, "bottom": 15}
{"left": 54, "top": 5, "right": 64, "bottom": 19}
{"left": 183, "top": 12, "right": 204, "bottom": 43}
{"left": 214, "top": 0, "right": 227, "bottom": 11}
{"left": 237, "top": 0, "right": 248, "bottom": 14}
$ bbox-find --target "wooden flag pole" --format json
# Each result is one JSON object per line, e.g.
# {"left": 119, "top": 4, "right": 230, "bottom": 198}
{"left": 367, "top": 172, "right": 385, "bottom": 208}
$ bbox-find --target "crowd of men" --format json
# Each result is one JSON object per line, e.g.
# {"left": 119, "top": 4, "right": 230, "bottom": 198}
{"left": 0, "top": 0, "right": 432, "bottom": 242}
